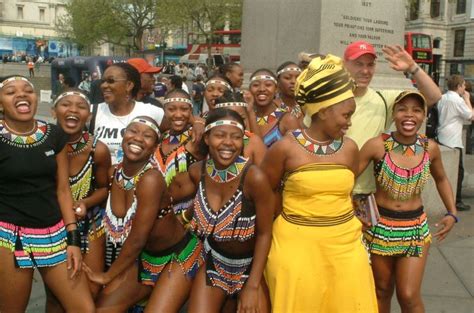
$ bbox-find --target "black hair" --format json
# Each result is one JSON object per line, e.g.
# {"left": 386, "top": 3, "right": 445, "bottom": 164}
{"left": 107, "top": 63, "right": 141, "bottom": 98}
{"left": 250, "top": 68, "right": 277, "bottom": 80}
{"left": 165, "top": 88, "right": 191, "bottom": 100}
{"left": 219, "top": 62, "right": 241, "bottom": 76}
{"left": 0, "top": 75, "right": 32, "bottom": 89}
{"left": 199, "top": 108, "right": 245, "bottom": 156}
{"left": 169, "top": 75, "right": 183, "bottom": 90}
{"left": 126, "top": 115, "right": 160, "bottom": 144}
{"left": 205, "top": 73, "right": 233, "bottom": 88}
{"left": 215, "top": 89, "right": 245, "bottom": 106}
{"left": 1, "top": 75, "right": 29, "bottom": 82}
{"left": 63, "top": 76, "right": 76, "bottom": 88}
{"left": 53, "top": 87, "right": 90, "bottom": 107}
{"left": 276, "top": 61, "right": 299, "bottom": 77}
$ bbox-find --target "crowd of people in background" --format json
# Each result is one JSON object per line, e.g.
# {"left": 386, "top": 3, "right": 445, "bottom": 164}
{"left": 0, "top": 39, "right": 472, "bottom": 313}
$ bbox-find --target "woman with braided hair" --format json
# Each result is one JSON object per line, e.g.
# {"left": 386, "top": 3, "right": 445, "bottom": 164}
{"left": 261, "top": 55, "right": 378, "bottom": 312}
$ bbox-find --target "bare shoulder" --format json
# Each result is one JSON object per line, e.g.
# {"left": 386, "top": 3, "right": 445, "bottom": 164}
{"left": 342, "top": 136, "right": 359, "bottom": 152}
{"left": 94, "top": 140, "right": 112, "bottom": 163}
{"left": 188, "top": 160, "right": 203, "bottom": 184}
{"left": 140, "top": 168, "right": 164, "bottom": 188}
{"left": 427, "top": 138, "right": 440, "bottom": 157}
{"left": 244, "top": 164, "right": 271, "bottom": 197}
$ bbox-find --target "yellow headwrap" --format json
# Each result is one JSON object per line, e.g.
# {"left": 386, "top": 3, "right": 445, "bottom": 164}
{"left": 295, "top": 54, "right": 354, "bottom": 127}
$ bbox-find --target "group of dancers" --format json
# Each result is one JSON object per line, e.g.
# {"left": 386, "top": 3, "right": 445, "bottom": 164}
{"left": 0, "top": 43, "right": 458, "bottom": 313}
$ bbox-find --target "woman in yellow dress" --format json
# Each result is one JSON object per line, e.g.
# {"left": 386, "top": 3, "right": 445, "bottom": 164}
{"left": 261, "top": 55, "right": 378, "bottom": 313}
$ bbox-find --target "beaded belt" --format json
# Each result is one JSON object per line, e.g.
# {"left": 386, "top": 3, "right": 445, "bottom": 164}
{"left": 281, "top": 210, "right": 354, "bottom": 227}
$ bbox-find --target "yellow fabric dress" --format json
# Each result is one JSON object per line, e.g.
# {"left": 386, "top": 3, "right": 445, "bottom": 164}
{"left": 265, "top": 164, "right": 378, "bottom": 313}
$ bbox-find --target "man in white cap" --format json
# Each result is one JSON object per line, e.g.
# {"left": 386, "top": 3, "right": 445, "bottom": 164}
{"left": 343, "top": 41, "right": 441, "bottom": 196}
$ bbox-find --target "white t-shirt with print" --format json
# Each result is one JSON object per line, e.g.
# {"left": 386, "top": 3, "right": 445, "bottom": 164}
{"left": 93, "top": 101, "right": 164, "bottom": 164}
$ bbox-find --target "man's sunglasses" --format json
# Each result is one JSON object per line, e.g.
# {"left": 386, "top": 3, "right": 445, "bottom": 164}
{"left": 100, "top": 78, "right": 127, "bottom": 85}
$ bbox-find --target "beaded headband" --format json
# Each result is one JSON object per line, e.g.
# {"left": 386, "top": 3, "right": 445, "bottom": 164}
{"left": 204, "top": 119, "right": 244, "bottom": 133}
{"left": 249, "top": 75, "right": 277, "bottom": 85}
{"left": 53, "top": 91, "right": 91, "bottom": 107}
{"left": 129, "top": 117, "right": 160, "bottom": 136}
{"left": 0, "top": 76, "right": 34, "bottom": 89}
{"left": 215, "top": 102, "right": 248, "bottom": 108}
{"left": 163, "top": 97, "right": 193, "bottom": 106}
{"left": 205, "top": 79, "right": 232, "bottom": 91}
{"left": 277, "top": 67, "right": 302, "bottom": 76}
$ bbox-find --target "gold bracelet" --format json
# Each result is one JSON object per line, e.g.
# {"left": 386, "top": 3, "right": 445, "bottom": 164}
{"left": 194, "top": 120, "right": 205, "bottom": 125}
{"left": 181, "top": 210, "right": 191, "bottom": 223}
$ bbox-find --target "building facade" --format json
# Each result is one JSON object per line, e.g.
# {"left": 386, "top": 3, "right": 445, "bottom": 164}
{"left": 0, "top": 0, "right": 78, "bottom": 58}
{"left": 405, "top": 0, "right": 474, "bottom": 87}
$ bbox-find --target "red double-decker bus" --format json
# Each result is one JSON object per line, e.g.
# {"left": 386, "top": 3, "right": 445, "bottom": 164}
{"left": 187, "top": 29, "right": 241, "bottom": 62}
{"left": 404, "top": 32, "right": 433, "bottom": 74}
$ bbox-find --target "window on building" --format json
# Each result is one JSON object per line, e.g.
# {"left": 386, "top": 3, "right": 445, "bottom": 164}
{"left": 17, "top": 6, "right": 23, "bottom": 19}
{"left": 39, "top": 8, "right": 45, "bottom": 22}
{"left": 450, "top": 63, "right": 460, "bottom": 75}
{"left": 430, "top": 0, "right": 440, "bottom": 17}
{"left": 454, "top": 29, "right": 465, "bottom": 57}
{"left": 456, "top": 0, "right": 466, "bottom": 14}
{"left": 433, "top": 38, "right": 441, "bottom": 49}
{"left": 409, "top": 0, "right": 420, "bottom": 20}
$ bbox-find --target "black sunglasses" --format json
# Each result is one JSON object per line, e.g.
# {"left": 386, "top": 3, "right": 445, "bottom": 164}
{"left": 100, "top": 78, "right": 127, "bottom": 85}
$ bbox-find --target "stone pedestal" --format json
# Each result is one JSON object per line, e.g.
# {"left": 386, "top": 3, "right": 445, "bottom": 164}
{"left": 241, "top": 0, "right": 412, "bottom": 89}
{"left": 422, "top": 146, "right": 459, "bottom": 218}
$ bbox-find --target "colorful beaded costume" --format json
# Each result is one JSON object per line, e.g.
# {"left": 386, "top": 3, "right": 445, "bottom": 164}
{"left": 292, "top": 129, "right": 343, "bottom": 156}
{"left": 68, "top": 134, "right": 104, "bottom": 252}
{"left": 104, "top": 159, "right": 155, "bottom": 246}
{"left": 191, "top": 161, "right": 255, "bottom": 295}
{"left": 155, "top": 130, "right": 197, "bottom": 187}
{"left": 0, "top": 120, "right": 49, "bottom": 148}
{"left": 374, "top": 132, "right": 430, "bottom": 201}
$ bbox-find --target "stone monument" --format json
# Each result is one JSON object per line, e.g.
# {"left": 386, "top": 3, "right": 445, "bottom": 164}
{"left": 241, "top": 0, "right": 411, "bottom": 89}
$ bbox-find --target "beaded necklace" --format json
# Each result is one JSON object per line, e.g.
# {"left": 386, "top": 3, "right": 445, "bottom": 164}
{"left": 382, "top": 132, "right": 425, "bottom": 156}
{"left": 0, "top": 120, "right": 49, "bottom": 148}
{"left": 256, "top": 107, "right": 286, "bottom": 126}
{"left": 206, "top": 155, "right": 248, "bottom": 183}
{"left": 67, "top": 131, "right": 91, "bottom": 156}
{"left": 156, "top": 129, "right": 194, "bottom": 186}
{"left": 114, "top": 159, "right": 155, "bottom": 190}
{"left": 376, "top": 132, "right": 430, "bottom": 201}
{"left": 161, "top": 129, "right": 190, "bottom": 145}
{"left": 292, "top": 129, "right": 343, "bottom": 156}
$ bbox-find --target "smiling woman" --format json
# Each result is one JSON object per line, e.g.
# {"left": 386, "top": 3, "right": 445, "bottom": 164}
{"left": 0, "top": 76, "right": 94, "bottom": 312}
{"left": 85, "top": 116, "right": 204, "bottom": 312}
{"left": 91, "top": 63, "right": 164, "bottom": 165}
{"left": 358, "top": 90, "right": 457, "bottom": 313}
{"left": 46, "top": 89, "right": 112, "bottom": 310}
{"left": 154, "top": 89, "right": 204, "bottom": 216}
{"left": 261, "top": 55, "right": 378, "bottom": 313}
{"left": 249, "top": 69, "right": 300, "bottom": 147}
{"left": 171, "top": 108, "right": 274, "bottom": 313}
